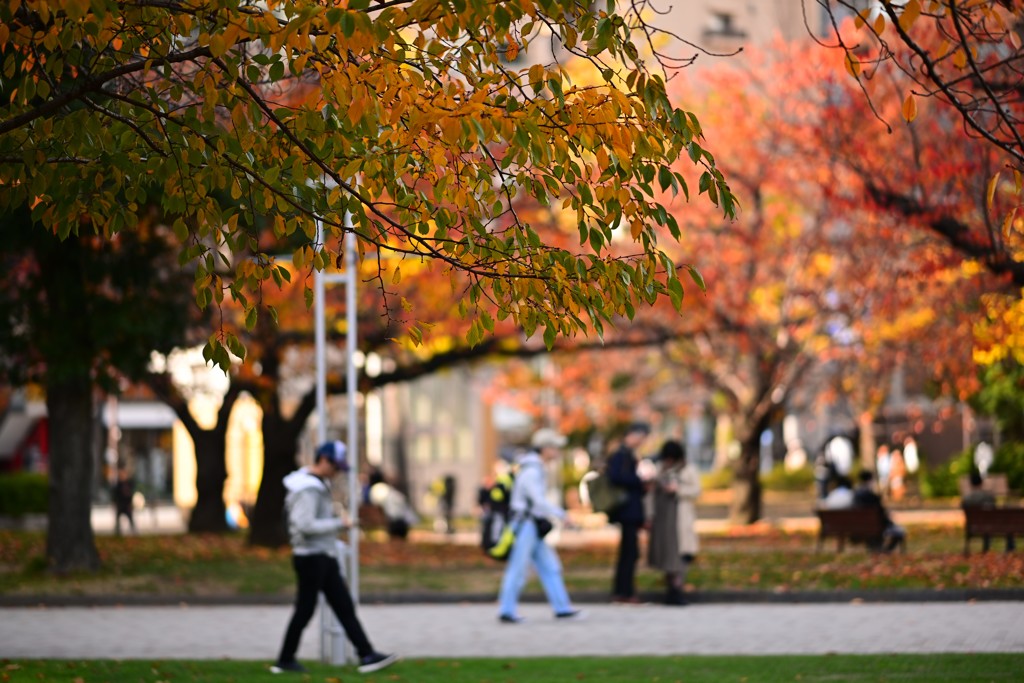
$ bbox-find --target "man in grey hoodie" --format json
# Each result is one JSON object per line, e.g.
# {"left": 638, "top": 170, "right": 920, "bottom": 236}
{"left": 272, "top": 441, "right": 398, "bottom": 675}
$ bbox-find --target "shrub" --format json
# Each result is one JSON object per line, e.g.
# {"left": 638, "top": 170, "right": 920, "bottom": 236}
{"left": 920, "top": 449, "right": 974, "bottom": 499}
{"left": 990, "top": 442, "right": 1024, "bottom": 493}
{"left": 701, "top": 467, "right": 734, "bottom": 490}
{"left": 0, "top": 472, "right": 49, "bottom": 516}
{"left": 760, "top": 464, "right": 815, "bottom": 492}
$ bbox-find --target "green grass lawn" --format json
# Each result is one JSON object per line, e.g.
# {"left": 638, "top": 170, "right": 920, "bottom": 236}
{"left": 2, "top": 524, "right": 1022, "bottom": 599}
{"left": 4, "top": 655, "right": 1023, "bottom": 683}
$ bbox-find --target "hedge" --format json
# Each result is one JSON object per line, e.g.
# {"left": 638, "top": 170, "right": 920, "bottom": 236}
{"left": 0, "top": 472, "right": 49, "bottom": 516}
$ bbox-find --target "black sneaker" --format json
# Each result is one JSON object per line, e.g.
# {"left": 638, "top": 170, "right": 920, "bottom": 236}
{"left": 555, "top": 610, "right": 585, "bottom": 621}
{"left": 270, "top": 660, "right": 307, "bottom": 674}
{"left": 498, "top": 613, "right": 525, "bottom": 624}
{"left": 358, "top": 652, "right": 399, "bottom": 674}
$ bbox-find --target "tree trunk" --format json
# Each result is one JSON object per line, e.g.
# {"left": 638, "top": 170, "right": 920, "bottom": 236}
{"left": 187, "top": 428, "right": 230, "bottom": 533}
{"left": 148, "top": 378, "right": 238, "bottom": 534}
{"left": 728, "top": 435, "right": 763, "bottom": 525}
{"left": 45, "top": 376, "right": 101, "bottom": 573}
{"left": 248, "top": 421, "right": 297, "bottom": 547}
{"left": 248, "top": 391, "right": 316, "bottom": 547}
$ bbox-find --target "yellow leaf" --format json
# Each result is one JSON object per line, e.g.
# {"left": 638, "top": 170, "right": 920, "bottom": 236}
{"left": 901, "top": 93, "right": 918, "bottom": 122}
{"left": 953, "top": 48, "right": 967, "bottom": 69}
{"left": 1010, "top": 31, "right": 1022, "bottom": 51}
{"left": 987, "top": 172, "right": 1000, "bottom": 207}
{"left": 873, "top": 14, "right": 886, "bottom": 35}
{"left": 899, "top": 0, "right": 921, "bottom": 32}
{"left": 630, "top": 218, "right": 643, "bottom": 239}
{"left": 528, "top": 63, "right": 544, "bottom": 87}
{"left": 392, "top": 266, "right": 401, "bottom": 284}
{"left": 844, "top": 52, "right": 861, "bottom": 78}
{"left": 209, "top": 34, "right": 228, "bottom": 58}
{"left": 504, "top": 42, "right": 519, "bottom": 61}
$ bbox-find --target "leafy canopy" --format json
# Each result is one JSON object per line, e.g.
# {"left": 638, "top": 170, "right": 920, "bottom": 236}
{"left": 814, "top": 1, "right": 1023, "bottom": 242}
{"left": 0, "top": 0, "right": 735, "bottom": 368}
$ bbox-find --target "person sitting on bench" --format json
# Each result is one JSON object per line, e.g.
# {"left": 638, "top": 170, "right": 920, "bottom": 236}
{"left": 853, "top": 470, "right": 906, "bottom": 553}
{"left": 962, "top": 471, "right": 1015, "bottom": 552}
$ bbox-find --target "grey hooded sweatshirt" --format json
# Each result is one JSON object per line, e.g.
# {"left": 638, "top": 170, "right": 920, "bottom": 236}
{"left": 283, "top": 468, "right": 344, "bottom": 556}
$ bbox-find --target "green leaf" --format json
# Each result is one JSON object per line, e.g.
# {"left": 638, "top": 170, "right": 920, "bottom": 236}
{"left": 686, "top": 265, "right": 706, "bottom": 292}
{"left": 658, "top": 166, "right": 672, "bottom": 192}
{"left": 667, "top": 275, "right": 684, "bottom": 310}
{"left": 543, "top": 324, "right": 556, "bottom": 349}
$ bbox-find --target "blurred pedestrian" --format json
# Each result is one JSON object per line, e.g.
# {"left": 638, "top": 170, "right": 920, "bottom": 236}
{"left": 647, "top": 440, "right": 701, "bottom": 606}
{"left": 820, "top": 475, "right": 854, "bottom": 509}
{"left": 272, "top": 441, "right": 398, "bottom": 675}
{"left": 902, "top": 435, "right": 920, "bottom": 475}
{"left": 497, "top": 428, "right": 582, "bottom": 623}
{"left": 607, "top": 421, "right": 651, "bottom": 604}
{"left": 974, "top": 441, "right": 994, "bottom": 477}
{"left": 888, "top": 446, "right": 907, "bottom": 502}
{"left": 112, "top": 463, "right": 136, "bottom": 536}
{"left": 875, "top": 444, "right": 892, "bottom": 499}
{"left": 369, "top": 474, "right": 418, "bottom": 541}
{"left": 430, "top": 474, "right": 457, "bottom": 534}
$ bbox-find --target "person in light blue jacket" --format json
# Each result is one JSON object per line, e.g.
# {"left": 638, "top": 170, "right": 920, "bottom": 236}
{"left": 272, "top": 441, "right": 398, "bottom": 675}
{"left": 496, "top": 428, "right": 583, "bottom": 624}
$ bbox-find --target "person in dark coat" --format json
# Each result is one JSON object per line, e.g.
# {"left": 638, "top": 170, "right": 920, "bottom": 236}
{"left": 112, "top": 464, "right": 136, "bottom": 536}
{"left": 606, "top": 422, "right": 651, "bottom": 603}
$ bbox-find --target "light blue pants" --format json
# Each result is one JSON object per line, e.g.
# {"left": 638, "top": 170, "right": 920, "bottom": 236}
{"left": 497, "top": 518, "right": 573, "bottom": 617}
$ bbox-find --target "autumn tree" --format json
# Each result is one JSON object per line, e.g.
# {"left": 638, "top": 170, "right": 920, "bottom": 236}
{"left": 489, "top": 37, "right": 994, "bottom": 524}
{"left": 0, "top": 206, "right": 192, "bottom": 572}
{"left": 812, "top": 0, "right": 1024, "bottom": 277}
{"left": 2, "top": 0, "right": 739, "bottom": 562}
{"left": 0, "top": 0, "right": 734, "bottom": 360}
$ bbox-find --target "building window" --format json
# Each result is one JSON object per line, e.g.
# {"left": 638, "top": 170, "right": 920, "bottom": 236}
{"left": 705, "top": 11, "right": 746, "bottom": 39}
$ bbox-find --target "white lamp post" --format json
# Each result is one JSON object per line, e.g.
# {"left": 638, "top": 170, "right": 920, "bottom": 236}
{"left": 314, "top": 202, "right": 360, "bottom": 665}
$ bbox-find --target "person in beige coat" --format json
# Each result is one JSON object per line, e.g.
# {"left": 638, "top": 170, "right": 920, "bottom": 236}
{"left": 647, "top": 440, "right": 701, "bottom": 605}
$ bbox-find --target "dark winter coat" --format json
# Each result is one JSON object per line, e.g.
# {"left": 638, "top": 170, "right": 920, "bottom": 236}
{"left": 606, "top": 445, "right": 646, "bottom": 525}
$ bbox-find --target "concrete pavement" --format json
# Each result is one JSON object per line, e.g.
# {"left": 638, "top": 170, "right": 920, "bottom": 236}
{"left": 2, "top": 601, "right": 1023, "bottom": 660}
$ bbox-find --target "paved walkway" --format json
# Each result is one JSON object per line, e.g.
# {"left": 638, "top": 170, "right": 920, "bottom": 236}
{"left": 2, "top": 602, "right": 1022, "bottom": 660}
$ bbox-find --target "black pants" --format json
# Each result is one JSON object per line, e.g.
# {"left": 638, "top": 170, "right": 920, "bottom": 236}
{"left": 613, "top": 521, "right": 640, "bottom": 598}
{"left": 114, "top": 505, "right": 134, "bottom": 535}
{"left": 277, "top": 554, "right": 374, "bottom": 664}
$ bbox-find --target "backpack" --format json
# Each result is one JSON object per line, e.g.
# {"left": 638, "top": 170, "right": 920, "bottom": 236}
{"left": 481, "top": 471, "right": 516, "bottom": 561}
{"left": 586, "top": 469, "right": 627, "bottom": 515}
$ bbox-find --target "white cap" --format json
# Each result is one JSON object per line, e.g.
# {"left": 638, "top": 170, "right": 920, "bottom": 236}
{"left": 531, "top": 428, "right": 567, "bottom": 449}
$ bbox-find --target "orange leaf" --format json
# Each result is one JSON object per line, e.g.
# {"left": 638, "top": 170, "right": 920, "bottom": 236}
{"left": 987, "top": 172, "right": 1000, "bottom": 207}
{"left": 844, "top": 52, "right": 861, "bottom": 78}
{"left": 901, "top": 93, "right": 918, "bottom": 123}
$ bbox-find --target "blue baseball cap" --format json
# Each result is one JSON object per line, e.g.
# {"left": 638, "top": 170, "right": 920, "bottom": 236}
{"left": 315, "top": 441, "right": 349, "bottom": 471}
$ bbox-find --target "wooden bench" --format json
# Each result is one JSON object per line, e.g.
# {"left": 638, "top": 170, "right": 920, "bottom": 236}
{"left": 962, "top": 506, "right": 1024, "bottom": 555}
{"left": 816, "top": 507, "right": 902, "bottom": 553}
